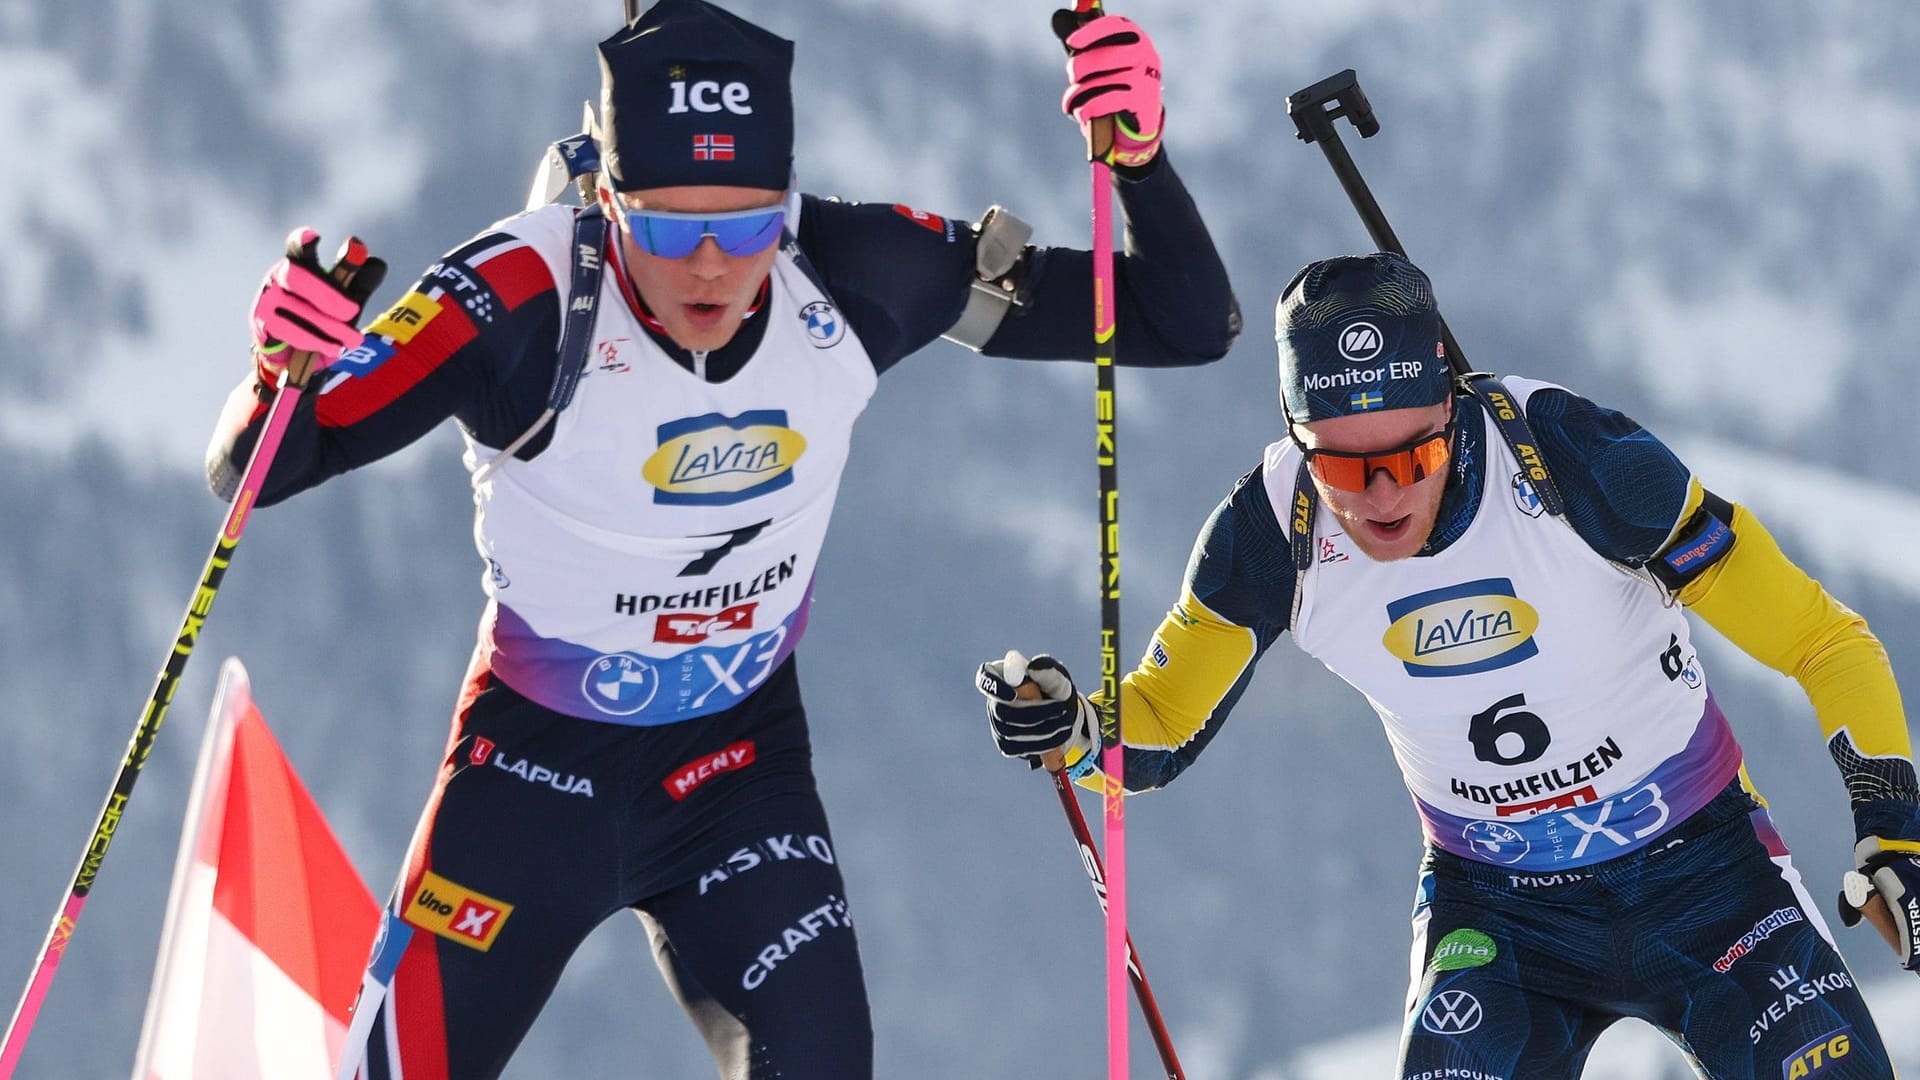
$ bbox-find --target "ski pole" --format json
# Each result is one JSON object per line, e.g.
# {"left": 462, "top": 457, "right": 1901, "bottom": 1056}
{"left": 0, "top": 240, "right": 369, "bottom": 1080}
{"left": 1051, "top": 1, "right": 1128, "bottom": 1074}
{"left": 1010, "top": 655, "right": 1184, "bottom": 1078}
{"left": 1049, "top": 768, "right": 1186, "bottom": 1079}
{"left": 1286, "top": 69, "right": 1472, "bottom": 379}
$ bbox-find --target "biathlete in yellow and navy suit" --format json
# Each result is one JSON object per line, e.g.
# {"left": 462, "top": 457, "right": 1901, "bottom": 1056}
{"left": 209, "top": 1, "right": 1238, "bottom": 1076}
{"left": 977, "top": 253, "right": 1920, "bottom": 1080}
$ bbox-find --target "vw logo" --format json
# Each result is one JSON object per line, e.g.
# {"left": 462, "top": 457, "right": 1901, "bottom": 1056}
{"left": 1421, "top": 988, "right": 1484, "bottom": 1035}
{"left": 1338, "top": 320, "right": 1384, "bottom": 363}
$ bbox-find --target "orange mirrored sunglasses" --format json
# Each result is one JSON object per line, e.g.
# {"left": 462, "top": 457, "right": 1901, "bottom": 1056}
{"left": 1295, "top": 424, "right": 1453, "bottom": 493}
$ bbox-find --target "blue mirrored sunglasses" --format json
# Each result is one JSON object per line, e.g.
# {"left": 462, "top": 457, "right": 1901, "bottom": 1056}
{"left": 622, "top": 202, "right": 787, "bottom": 259}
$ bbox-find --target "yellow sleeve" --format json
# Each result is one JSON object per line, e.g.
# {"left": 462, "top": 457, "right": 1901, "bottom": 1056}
{"left": 1070, "top": 586, "right": 1259, "bottom": 790}
{"left": 1676, "top": 487, "right": 1910, "bottom": 759}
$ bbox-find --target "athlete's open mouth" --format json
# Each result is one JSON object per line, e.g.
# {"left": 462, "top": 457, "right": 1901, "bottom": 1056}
{"left": 682, "top": 302, "right": 727, "bottom": 329}
{"left": 1367, "top": 515, "right": 1411, "bottom": 537}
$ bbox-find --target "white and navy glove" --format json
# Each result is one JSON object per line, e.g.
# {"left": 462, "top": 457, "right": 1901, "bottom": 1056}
{"left": 1839, "top": 836, "right": 1920, "bottom": 973}
{"left": 976, "top": 650, "right": 1099, "bottom": 770}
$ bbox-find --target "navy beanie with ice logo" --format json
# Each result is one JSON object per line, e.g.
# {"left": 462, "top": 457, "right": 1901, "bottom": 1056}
{"left": 598, "top": 0, "right": 794, "bottom": 192}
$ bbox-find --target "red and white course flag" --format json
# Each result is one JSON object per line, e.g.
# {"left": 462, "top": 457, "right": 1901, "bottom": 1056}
{"left": 132, "top": 658, "right": 379, "bottom": 1079}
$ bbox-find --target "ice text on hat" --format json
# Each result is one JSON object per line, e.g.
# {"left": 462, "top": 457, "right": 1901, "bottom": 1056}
{"left": 669, "top": 80, "right": 755, "bottom": 115}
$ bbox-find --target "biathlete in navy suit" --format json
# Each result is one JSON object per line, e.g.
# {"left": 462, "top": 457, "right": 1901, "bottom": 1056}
{"left": 211, "top": 1, "right": 1239, "bottom": 1075}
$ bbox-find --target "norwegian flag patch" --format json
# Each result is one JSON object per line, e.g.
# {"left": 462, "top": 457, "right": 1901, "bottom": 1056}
{"left": 693, "top": 134, "right": 736, "bottom": 161}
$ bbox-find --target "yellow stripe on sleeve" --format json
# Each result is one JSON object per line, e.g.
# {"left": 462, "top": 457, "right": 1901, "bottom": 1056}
{"left": 1680, "top": 502, "right": 1910, "bottom": 759}
{"left": 1073, "top": 587, "right": 1258, "bottom": 787}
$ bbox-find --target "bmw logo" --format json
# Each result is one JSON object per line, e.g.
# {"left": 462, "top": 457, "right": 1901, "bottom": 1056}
{"left": 800, "top": 300, "right": 844, "bottom": 348}
{"left": 1511, "top": 473, "right": 1544, "bottom": 518}
{"left": 1461, "top": 820, "right": 1530, "bottom": 865}
{"left": 583, "top": 653, "right": 659, "bottom": 716}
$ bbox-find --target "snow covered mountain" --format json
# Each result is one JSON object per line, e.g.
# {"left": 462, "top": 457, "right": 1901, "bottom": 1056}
{"left": 3, "top": 1, "right": 1919, "bottom": 1076}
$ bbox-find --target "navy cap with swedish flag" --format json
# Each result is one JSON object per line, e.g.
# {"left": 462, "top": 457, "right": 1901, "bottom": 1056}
{"left": 1276, "top": 252, "right": 1451, "bottom": 423}
{"left": 597, "top": 0, "right": 795, "bottom": 193}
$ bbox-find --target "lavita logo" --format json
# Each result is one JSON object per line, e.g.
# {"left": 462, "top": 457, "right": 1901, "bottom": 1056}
{"left": 643, "top": 410, "right": 808, "bottom": 506}
{"left": 1382, "top": 577, "right": 1541, "bottom": 678}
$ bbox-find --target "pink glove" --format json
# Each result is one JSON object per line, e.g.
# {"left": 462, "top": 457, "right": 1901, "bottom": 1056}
{"left": 1060, "top": 14, "right": 1164, "bottom": 168}
{"left": 250, "top": 228, "right": 378, "bottom": 381}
